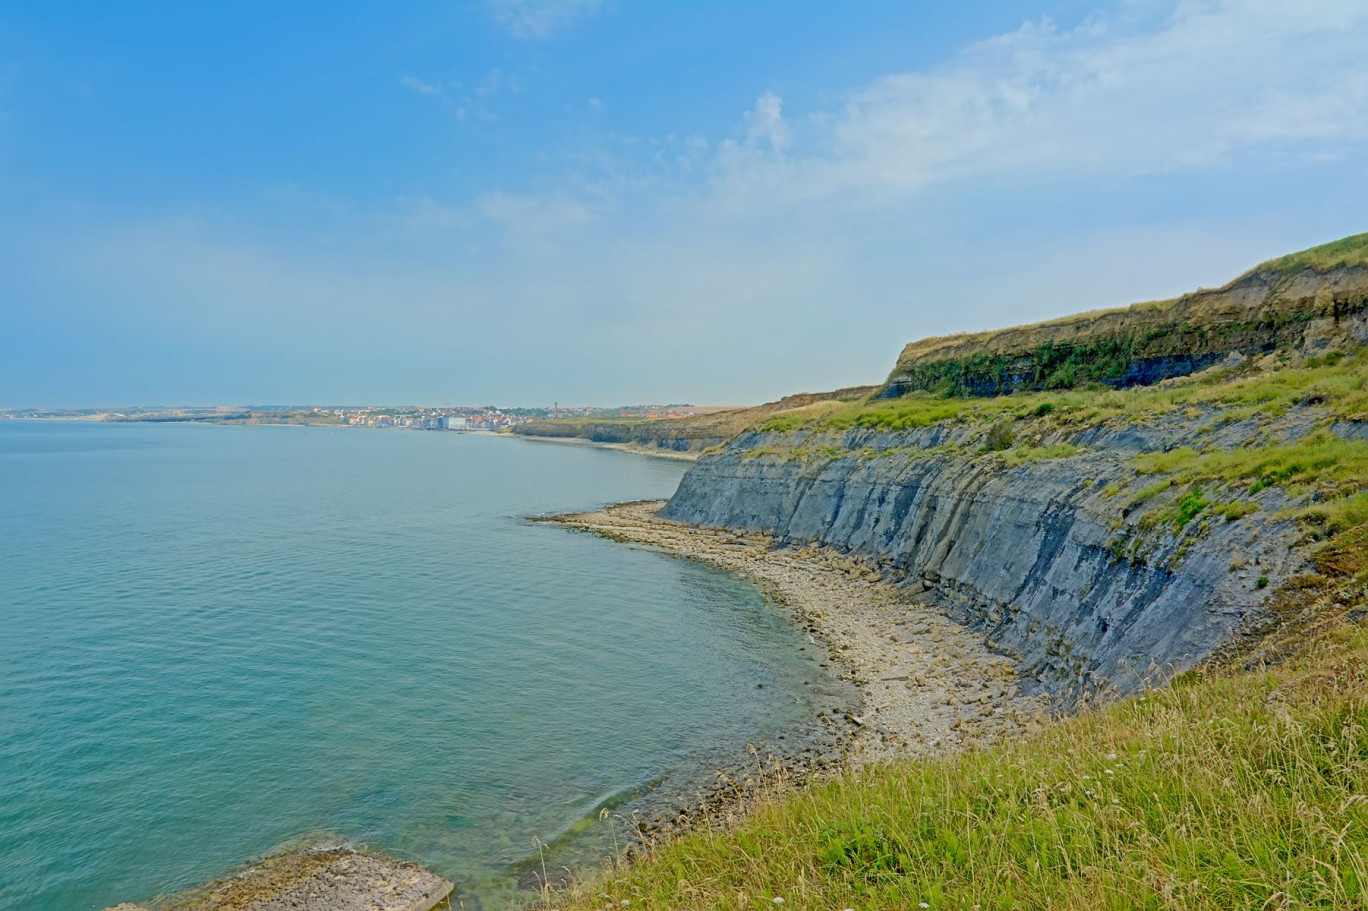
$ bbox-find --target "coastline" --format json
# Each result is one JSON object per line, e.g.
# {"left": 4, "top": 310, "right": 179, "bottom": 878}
{"left": 542, "top": 500, "right": 1048, "bottom": 858}
{"left": 103, "top": 496, "right": 1047, "bottom": 910}
{"left": 550, "top": 501, "right": 1045, "bottom": 765}
{"left": 513, "top": 433, "right": 701, "bottom": 460}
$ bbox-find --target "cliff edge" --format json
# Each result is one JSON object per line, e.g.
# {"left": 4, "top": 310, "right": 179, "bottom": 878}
{"left": 880, "top": 234, "right": 1368, "bottom": 398}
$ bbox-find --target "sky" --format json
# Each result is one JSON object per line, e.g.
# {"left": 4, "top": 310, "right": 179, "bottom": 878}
{"left": 2, "top": 0, "right": 1366, "bottom": 408}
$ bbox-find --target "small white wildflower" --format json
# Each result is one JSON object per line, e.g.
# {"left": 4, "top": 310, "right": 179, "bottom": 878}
{"left": 621, "top": 901, "right": 630, "bottom": 907}
{"left": 1112, "top": 798, "right": 1120, "bottom": 805}
{"left": 1106, "top": 752, "right": 1117, "bottom": 761}
{"left": 1104, "top": 769, "right": 1115, "bottom": 776}
{"left": 772, "top": 899, "right": 784, "bottom": 905}
{"left": 920, "top": 904, "right": 931, "bottom": 909}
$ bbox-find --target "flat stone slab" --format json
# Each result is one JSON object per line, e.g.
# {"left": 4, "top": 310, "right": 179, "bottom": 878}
{"left": 104, "top": 846, "right": 452, "bottom": 911}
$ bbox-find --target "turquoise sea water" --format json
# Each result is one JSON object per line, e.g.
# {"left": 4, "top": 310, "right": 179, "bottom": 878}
{"left": 0, "top": 422, "right": 828, "bottom": 910}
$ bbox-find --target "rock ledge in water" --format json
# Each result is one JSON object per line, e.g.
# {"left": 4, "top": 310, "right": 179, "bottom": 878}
{"left": 103, "top": 845, "right": 452, "bottom": 911}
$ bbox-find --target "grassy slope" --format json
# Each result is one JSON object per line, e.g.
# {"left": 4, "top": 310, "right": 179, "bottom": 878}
{"left": 1258, "top": 232, "right": 1368, "bottom": 275}
{"left": 559, "top": 615, "right": 1368, "bottom": 910}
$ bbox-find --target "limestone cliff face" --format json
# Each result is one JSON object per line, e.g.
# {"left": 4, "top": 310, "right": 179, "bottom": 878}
{"left": 662, "top": 409, "right": 1328, "bottom": 705}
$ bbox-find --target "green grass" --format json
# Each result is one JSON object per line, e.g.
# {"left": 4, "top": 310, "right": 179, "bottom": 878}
{"left": 1171, "top": 486, "right": 1210, "bottom": 531}
{"left": 1130, "top": 434, "right": 1368, "bottom": 534}
{"left": 1255, "top": 232, "right": 1368, "bottom": 276}
{"left": 762, "top": 348, "right": 1368, "bottom": 437}
{"left": 1304, "top": 491, "right": 1368, "bottom": 536}
{"left": 760, "top": 396, "right": 984, "bottom": 433}
{"left": 1133, "top": 435, "right": 1368, "bottom": 493}
{"left": 998, "top": 443, "right": 1080, "bottom": 467}
{"left": 1214, "top": 500, "right": 1260, "bottom": 522}
{"left": 558, "top": 620, "right": 1368, "bottom": 911}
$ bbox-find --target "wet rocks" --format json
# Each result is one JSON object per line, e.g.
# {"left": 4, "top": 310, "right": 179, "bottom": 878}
{"left": 104, "top": 845, "right": 452, "bottom": 911}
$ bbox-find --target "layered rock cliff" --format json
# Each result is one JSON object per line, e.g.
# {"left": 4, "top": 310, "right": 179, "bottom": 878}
{"left": 660, "top": 239, "right": 1368, "bottom": 705}
{"left": 663, "top": 404, "right": 1334, "bottom": 704}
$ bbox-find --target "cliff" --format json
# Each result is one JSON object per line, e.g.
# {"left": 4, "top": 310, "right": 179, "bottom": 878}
{"left": 660, "top": 236, "right": 1368, "bottom": 704}
{"left": 663, "top": 406, "right": 1328, "bottom": 703}
{"left": 880, "top": 235, "right": 1368, "bottom": 398}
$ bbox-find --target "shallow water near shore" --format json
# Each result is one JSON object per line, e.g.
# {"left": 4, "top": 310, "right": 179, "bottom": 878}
{"left": 0, "top": 422, "right": 830, "bottom": 910}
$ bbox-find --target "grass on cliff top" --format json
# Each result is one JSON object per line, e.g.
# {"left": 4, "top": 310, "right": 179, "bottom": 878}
{"left": 1133, "top": 433, "right": 1368, "bottom": 535}
{"left": 556, "top": 613, "right": 1368, "bottom": 911}
{"left": 760, "top": 346, "right": 1368, "bottom": 436}
{"left": 1135, "top": 434, "right": 1368, "bottom": 493}
{"left": 1254, "top": 232, "right": 1368, "bottom": 276}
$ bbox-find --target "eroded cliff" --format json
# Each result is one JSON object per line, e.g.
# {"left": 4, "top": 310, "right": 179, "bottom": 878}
{"left": 664, "top": 403, "right": 1344, "bottom": 702}
{"left": 661, "top": 237, "right": 1368, "bottom": 703}
{"left": 880, "top": 252, "right": 1368, "bottom": 398}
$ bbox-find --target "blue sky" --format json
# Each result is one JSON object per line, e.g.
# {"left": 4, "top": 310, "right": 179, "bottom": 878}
{"left": 2, "top": 0, "right": 1366, "bottom": 407}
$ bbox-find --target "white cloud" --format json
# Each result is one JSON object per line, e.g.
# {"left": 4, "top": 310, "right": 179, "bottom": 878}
{"left": 485, "top": 0, "right": 605, "bottom": 40}
{"left": 741, "top": 91, "right": 789, "bottom": 153}
{"left": 399, "top": 75, "right": 441, "bottom": 96}
{"left": 710, "top": 0, "right": 1368, "bottom": 206}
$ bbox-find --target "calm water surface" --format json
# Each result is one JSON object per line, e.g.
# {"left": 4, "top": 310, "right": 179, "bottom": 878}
{"left": 0, "top": 422, "right": 827, "bottom": 910}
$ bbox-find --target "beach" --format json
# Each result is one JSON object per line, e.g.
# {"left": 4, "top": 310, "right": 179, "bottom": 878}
{"left": 550, "top": 501, "right": 1046, "bottom": 773}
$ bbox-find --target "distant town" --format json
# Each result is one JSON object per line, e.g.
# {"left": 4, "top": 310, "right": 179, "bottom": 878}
{"left": 0, "top": 403, "right": 722, "bottom": 430}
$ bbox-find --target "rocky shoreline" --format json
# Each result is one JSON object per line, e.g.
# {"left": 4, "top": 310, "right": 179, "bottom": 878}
{"left": 543, "top": 500, "right": 1047, "bottom": 850}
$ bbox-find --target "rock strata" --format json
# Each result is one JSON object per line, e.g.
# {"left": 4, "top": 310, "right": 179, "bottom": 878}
{"left": 662, "top": 406, "right": 1316, "bottom": 704}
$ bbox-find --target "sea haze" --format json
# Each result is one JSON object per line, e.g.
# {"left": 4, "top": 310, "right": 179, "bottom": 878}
{"left": 0, "top": 422, "right": 827, "bottom": 909}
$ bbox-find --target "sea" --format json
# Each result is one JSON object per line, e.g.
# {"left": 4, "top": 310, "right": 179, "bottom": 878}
{"left": 0, "top": 421, "right": 831, "bottom": 909}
